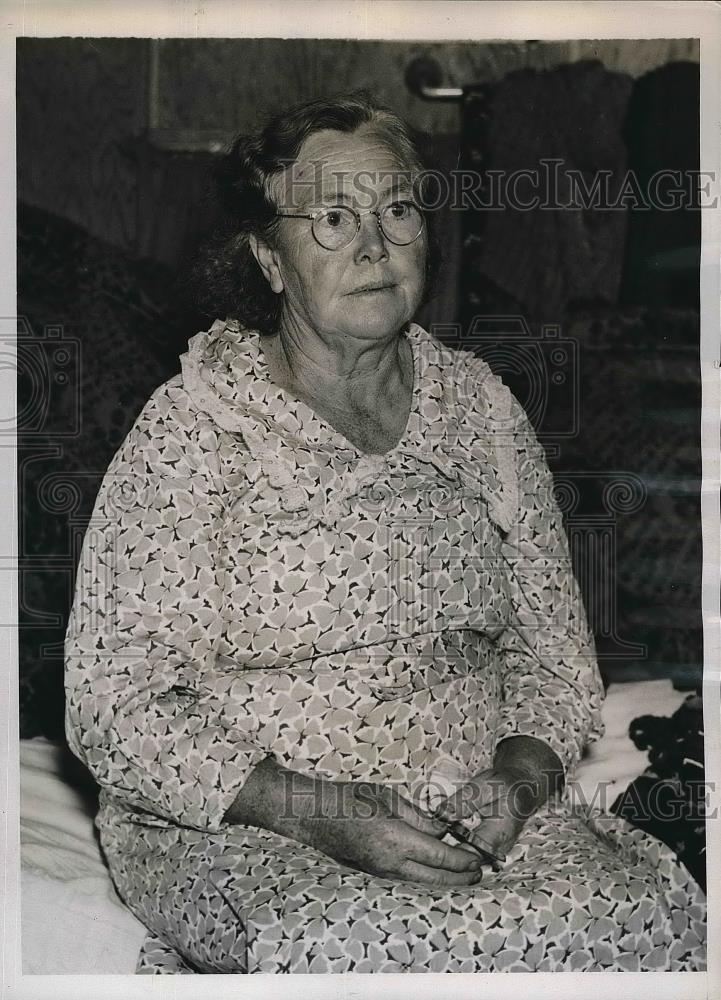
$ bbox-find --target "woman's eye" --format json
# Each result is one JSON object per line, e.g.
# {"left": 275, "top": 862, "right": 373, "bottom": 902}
{"left": 324, "top": 209, "right": 354, "bottom": 229}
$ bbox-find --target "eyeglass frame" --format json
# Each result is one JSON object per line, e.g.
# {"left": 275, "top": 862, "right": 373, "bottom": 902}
{"left": 274, "top": 199, "right": 425, "bottom": 251}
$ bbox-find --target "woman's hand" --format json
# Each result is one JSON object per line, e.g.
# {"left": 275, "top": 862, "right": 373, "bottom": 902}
{"left": 303, "top": 780, "right": 486, "bottom": 887}
{"left": 432, "top": 764, "right": 538, "bottom": 859}
{"left": 432, "top": 737, "right": 565, "bottom": 859}
{"left": 224, "top": 758, "right": 484, "bottom": 888}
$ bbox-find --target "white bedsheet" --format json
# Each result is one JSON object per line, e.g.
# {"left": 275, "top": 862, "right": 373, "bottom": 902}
{"left": 20, "top": 738, "right": 147, "bottom": 974}
{"left": 20, "top": 679, "right": 688, "bottom": 975}
{"left": 572, "top": 678, "right": 687, "bottom": 808}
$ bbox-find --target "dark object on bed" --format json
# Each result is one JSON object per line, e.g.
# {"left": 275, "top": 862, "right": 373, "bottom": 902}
{"left": 611, "top": 693, "right": 706, "bottom": 890}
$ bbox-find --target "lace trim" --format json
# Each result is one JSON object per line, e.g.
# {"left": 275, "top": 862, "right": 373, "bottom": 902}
{"left": 479, "top": 373, "right": 520, "bottom": 535}
{"left": 180, "top": 332, "right": 247, "bottom": 436}
{"left": 180, "top": 319, "right": 521, "bottom": 536}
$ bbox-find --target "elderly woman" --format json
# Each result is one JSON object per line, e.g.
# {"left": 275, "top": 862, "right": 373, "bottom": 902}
{"left": 65, "top": 94, "right": 706, "bottom": 974}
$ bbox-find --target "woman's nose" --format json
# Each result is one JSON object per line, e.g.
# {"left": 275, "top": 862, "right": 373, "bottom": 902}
{"left": 353, "top": 211, "right": 389, "bottom": 263}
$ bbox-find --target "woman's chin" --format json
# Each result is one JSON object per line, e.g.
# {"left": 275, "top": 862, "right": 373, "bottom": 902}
{"left": 337, "top": 308, "right": 414, "bottom": 340}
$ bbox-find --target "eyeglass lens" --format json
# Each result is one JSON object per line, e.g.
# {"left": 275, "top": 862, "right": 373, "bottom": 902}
{"left": 313, "top": 202, "right": 423, "bottom": 250}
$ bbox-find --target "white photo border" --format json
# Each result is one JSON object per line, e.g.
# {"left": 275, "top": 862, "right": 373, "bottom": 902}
{"left": 1, "top": 2, "right": 719, "bottom": 998}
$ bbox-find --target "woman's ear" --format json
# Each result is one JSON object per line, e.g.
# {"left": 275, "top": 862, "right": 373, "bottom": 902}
{"left": 249, "top": 234, "right": 284, "bottom": 294}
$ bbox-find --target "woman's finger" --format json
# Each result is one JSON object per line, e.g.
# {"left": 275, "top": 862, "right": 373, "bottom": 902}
{"left": 389, "top": 790, "right": 449, "bottom": 837}
{"left": 432, "top": 789, "right": 467, "bottom": 823}
{"left": 433, "top": 785, "right": 506, "bottom": 824}
{"left": 403, "top": 825, "right": 487, "bottom": 873}
{"left": 398, "top": 858, "right": 485, "bottom": 888}
{"left": 469, "top": 814, "right": 525, "bottom": 858}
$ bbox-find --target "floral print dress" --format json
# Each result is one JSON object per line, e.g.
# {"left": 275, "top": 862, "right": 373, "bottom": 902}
{"left": 64, "top": 318, "right": 707, "bottom": 973}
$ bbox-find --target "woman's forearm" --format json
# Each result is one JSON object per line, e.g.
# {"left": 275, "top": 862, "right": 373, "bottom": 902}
{"left": 224, "top": 756, "right": 310, "bottom": 830}
{"left": 226, "top": 738, "right": 564, "bottom": 835}
{"left": 222, "top": 756, "right": 340, "bottom": 841}
{"left": 493, "top": 735, "right": 565, "bottom": 813}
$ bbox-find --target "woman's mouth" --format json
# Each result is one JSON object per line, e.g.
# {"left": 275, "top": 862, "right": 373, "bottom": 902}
{"left": 347, "top": 282, "right": 397, "bottom": 295}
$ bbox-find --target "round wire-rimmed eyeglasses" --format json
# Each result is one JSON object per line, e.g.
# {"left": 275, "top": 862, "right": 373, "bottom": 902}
{"left": 275, "top": 199, "right": 425, "bottom": 251}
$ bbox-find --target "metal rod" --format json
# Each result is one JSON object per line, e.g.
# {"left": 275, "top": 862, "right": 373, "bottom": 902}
{"left": 405, "top": 55, "right": 464, "bottom": 102}
{"left": 416, "top": 84, "right": 464, "bottom": 101}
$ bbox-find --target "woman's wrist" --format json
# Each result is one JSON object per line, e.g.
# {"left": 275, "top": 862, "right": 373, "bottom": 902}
{"left": 493, "top": 736, "right": 564, "bottom": 815}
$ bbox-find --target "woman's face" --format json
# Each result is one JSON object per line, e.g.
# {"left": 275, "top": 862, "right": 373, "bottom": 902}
{"left": 259, "top": 126, "right": 428, "bottom": 344}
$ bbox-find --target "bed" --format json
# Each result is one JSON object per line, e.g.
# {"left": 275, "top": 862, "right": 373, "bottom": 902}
{"left": 20, "top": 678, "right": 689, "bottom": 975}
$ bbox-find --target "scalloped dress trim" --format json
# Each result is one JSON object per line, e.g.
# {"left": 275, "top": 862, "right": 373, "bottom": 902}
{"left": 179, "top": 318, "right": 520, "bottom": 536}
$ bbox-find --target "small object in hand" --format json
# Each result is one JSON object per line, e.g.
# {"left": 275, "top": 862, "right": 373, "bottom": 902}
{"left": 445, "top": 821, "right": 505, "bottom": 872}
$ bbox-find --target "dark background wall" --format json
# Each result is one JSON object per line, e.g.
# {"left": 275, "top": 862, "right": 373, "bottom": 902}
{"left": 17, "top": 37, "right": 700, "bottom": 320}
{"left": 18, "top": 37, "right": 699, "bottom": 233}
{"left": 17, "top": 37, "right": 702, "bottom": 739}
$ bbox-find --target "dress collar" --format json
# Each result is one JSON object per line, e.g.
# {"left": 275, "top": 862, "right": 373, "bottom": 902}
{"left": 180, "top": 317, "right": 519, "bottom": 535}
{"left": 181, "top": 317, "right": 438, "bottom": 457}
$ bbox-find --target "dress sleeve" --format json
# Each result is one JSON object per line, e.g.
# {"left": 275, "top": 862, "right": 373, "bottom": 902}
{"left": 64, "top": 381, "right": 268, "bottom": 833}
{"left": 492, "top": 392, "right": 606, "bottom": 782}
